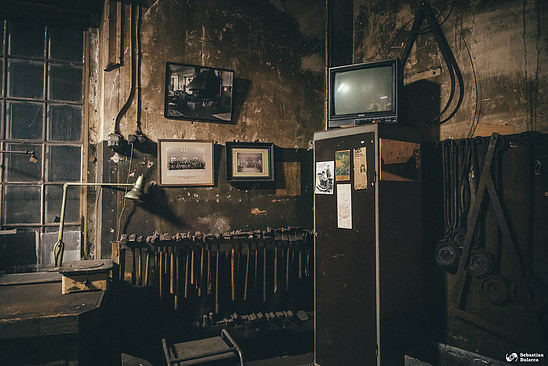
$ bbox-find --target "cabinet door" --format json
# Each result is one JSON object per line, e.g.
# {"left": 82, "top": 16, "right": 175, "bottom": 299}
{"left": 314, "top": 131, "right": 377, "bottom": 366}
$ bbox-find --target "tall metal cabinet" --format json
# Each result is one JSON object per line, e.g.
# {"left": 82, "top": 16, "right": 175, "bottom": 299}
{"left": 314, "top": 124, "right": 424, "bottom": 366}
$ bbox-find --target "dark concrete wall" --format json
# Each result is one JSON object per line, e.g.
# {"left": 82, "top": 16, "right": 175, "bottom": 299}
{"left": 90, "top": 0, "right": 325, "bottom": 252}
{"left": 353, "top": 0, "right": 548, "bottom": 140}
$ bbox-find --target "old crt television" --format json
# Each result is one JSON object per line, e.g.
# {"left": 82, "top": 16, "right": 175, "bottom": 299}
{"left": 328, "top": 59, "right": 401, "bottom": 128}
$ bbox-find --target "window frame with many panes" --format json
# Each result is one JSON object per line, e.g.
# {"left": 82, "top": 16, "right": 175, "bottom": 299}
{"left": 0, "top": 19, "right": 86, "bottom": 271}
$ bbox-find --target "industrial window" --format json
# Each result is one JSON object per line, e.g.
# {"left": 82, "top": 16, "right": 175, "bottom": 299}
{"left": 0, "top": 19, "right": 85, "bottom": 271}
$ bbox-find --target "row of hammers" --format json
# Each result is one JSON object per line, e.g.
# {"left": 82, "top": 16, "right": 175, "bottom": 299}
{"left": 115, "top": 227, "right": 313, "bottom": 312}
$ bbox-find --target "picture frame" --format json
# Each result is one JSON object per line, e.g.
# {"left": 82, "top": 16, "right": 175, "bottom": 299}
{"left": 164, "top": 62, "right": 234, "bottom": 122}
{"left": 226, "top": 142, "right": 275, "bottom": 182}
{"left": 158, "top": 140, "right": 214, "bottom": 186}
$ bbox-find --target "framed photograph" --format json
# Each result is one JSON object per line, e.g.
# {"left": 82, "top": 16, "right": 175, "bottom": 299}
{"left": 164, "top": 62, "right": 234, "bottom": 122}
{"left": 158, "top": 140, "right": 214, "bottom": 186}
{"left": 226, "top": 142, "right": 274, "bottom": 182}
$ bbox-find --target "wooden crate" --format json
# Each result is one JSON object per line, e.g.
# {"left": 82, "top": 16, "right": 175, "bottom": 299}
{"left": 59, "top": 259, "right": 113, "bottom": 295}
{"left": 61, "top": 272, "right": 109, "bottom": 294}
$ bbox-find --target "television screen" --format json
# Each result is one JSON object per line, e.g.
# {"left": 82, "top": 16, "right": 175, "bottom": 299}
{"left": 333, "top": 65, "right": 394, "bottom": 115}
{"left": 328, "top": 59, "right": 400, "bottom": 128}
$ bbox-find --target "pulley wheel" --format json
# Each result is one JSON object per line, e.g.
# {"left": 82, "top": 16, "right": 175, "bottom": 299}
{"left": 452, "top": 229, "right": 466, "bottom": 246}
{"left": 467, "top": 249, "right": 494, "bottom": 278}
{"left": 481, "top": 275, "right": 509, "bottom": 306}
{"left": 434, "top": 240, "right": 459, "bottom": 270}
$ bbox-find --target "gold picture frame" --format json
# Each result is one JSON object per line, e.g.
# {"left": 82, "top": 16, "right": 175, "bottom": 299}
{"left": 226, "top": 142, "right": 274, "bottom": 182}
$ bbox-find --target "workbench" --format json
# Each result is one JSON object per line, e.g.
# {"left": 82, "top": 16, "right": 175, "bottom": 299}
{"left": 0, "top": 274, "right": 111, "bottom": 365}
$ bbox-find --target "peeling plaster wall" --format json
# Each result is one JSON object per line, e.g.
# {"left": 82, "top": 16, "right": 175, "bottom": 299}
{"left": 353, "top": 0, "right": 548, "bottom": 140}
{"left": 90, "top": 0, "right": 324, "bottom": 250}
{"left": 98, "top": 0, "right": 325, "bottom": 147}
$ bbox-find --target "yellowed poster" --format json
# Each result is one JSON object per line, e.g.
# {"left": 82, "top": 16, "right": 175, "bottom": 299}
{"left": 335, "top": 150, "right": 350, "bottom": 181}
{"left": 353, "top": 147, "right": 367, "bottom": 190}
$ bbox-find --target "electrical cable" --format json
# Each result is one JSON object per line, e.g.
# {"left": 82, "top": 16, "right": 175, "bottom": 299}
{"left": 135, "top": 0, "right": 143, "bottom": 135}
{"left": 113, "top": 0, "right": 137, "bottom": 136}
{"left": 400, "top": 1, "right": 464, "bottom": 125}
{"left": 417, "top": 0, "right": 456, "bottom": 35}
{"left": 386, "top": 0, "right": 455, "bottom": 57}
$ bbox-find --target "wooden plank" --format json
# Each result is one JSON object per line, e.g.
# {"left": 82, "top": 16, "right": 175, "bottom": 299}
{"left": 0, "top": 272, "right": 61, "bottom": 286}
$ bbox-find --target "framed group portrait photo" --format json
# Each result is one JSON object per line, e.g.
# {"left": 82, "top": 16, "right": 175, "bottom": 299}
{"left": 158, "top": 140, "right": 214, "bottom": 186}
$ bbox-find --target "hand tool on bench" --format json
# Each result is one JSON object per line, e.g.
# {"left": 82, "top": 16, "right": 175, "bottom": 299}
{"left": 244, "top": 240, "right": 250, "bottom": 301}
{"left": 253, "top": 231, "right": 261, "bottom": 292}
{"left": 285, "top": 229, "right": 294, "bottom": 291}
{"left": 262, "top": 229, "right": 274, "bottom": 302}
{"left": 119, "top": 234, "right": 128, "bottom": 282}
{"left": 136, "top": 235, "right": 144, "bottom": 286}
{"left": 172, "top": 233, "right": 182, "bottom": 309}
{"left": 144, "top": 235, "right": 152, "bottom": 286}
{"left": 158, "top": 243, "right": 164, "bottom": 295}
{"left": 205, "top": 233, "right": 218, "bottom": 296}
{"left": 199, "top": 237, "right": 205, "bottom": 297}
{"left": 190, "top": 240, "right": 195, "bottom": 286}
{"left": 148, "top": 232, "right": 160, "bottom": 292}
{"left": 160, "top": 233, "right": 172, "bottom": 298}
{"left": 231, "top": 244, "right": 236, "bottom": 301}
{"left": 128, "top": 233, "right": 137, "bottom": 285}
{"left": 273, "top": 228, "right": 284, "bottom": 294}
{"left": 298, "top": 233, "right": 303, "bottom": 280}
{"left": 168, "top": 238, "right": 176, "bottom": 296}
{"left": 215, "top": 242, "right": 220, "bottom": 313}
{"left": 184, "top": 243, "right": 189, "bottom": 299}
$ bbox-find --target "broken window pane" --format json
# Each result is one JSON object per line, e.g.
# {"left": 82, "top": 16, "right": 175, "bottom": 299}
{"left": 4, "top": 143, "right": 42, "bottom": 182}
{"left": 4, "top": 185, "right": 41, "bottom": 224}
{"left": 47, "top": 145, "right": 81, "bottom": 182}
{"left": 7, "top": 59, "right": 44, "bottom": 99}
{"left": 0, "top": 229, "right": 38, "bottom": 271}
{"left": 7, "top": 21, "right": 45, "bottom": 58}
{"left": 6, "top": 101, "right": 43, "bottom": 140}
{"left": 48, "top": 25, "right": 83, "bottom": 63}
{"left": 45, "top": 184, "right": 80, "bottom": 224}
{"left": 48, "top": 64, "right": 82, "bottom": 102}
{"left": 47, "top": 104, "right": 81, "bottom": 142}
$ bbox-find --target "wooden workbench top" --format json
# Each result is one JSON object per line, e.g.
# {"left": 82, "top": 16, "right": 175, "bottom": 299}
{"left": 0, "top": 281, "right": 106, "bottom": 339}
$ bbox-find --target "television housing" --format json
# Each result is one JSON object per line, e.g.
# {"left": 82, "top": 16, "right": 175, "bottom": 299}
{"left": 328, "top": 59, "right": 401, "bottom": 128}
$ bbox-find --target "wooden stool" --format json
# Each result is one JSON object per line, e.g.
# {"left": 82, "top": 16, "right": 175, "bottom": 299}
{"left": 161, "top": 329, "right": 244, "bottom": 366}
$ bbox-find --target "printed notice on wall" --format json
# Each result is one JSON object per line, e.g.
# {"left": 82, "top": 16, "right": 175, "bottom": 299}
{"left": 315, "top": 161, "right": 334, "bottom": 194}
{"left": 337, "top": 183, "right": 352, "bottom": 229}
{"left": 353, "top": 147, "right": 368, "bottom": 190}
{"left": 335, "top": 150, "right": 350, "bottom": 181}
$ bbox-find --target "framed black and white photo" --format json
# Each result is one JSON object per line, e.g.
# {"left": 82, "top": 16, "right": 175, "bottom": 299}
{"left": 226, "top": 142, "right": 274, "bottom": 182}
{"left": 158, "top": 140, "right": 214, "bottom": 186}
{"left": 164, "top": 62, "right": 234, "bottom": 122}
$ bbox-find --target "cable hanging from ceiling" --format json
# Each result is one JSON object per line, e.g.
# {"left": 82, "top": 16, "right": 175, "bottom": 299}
{"left": 399, "top": 0, "right": 465, "bottom": 125}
